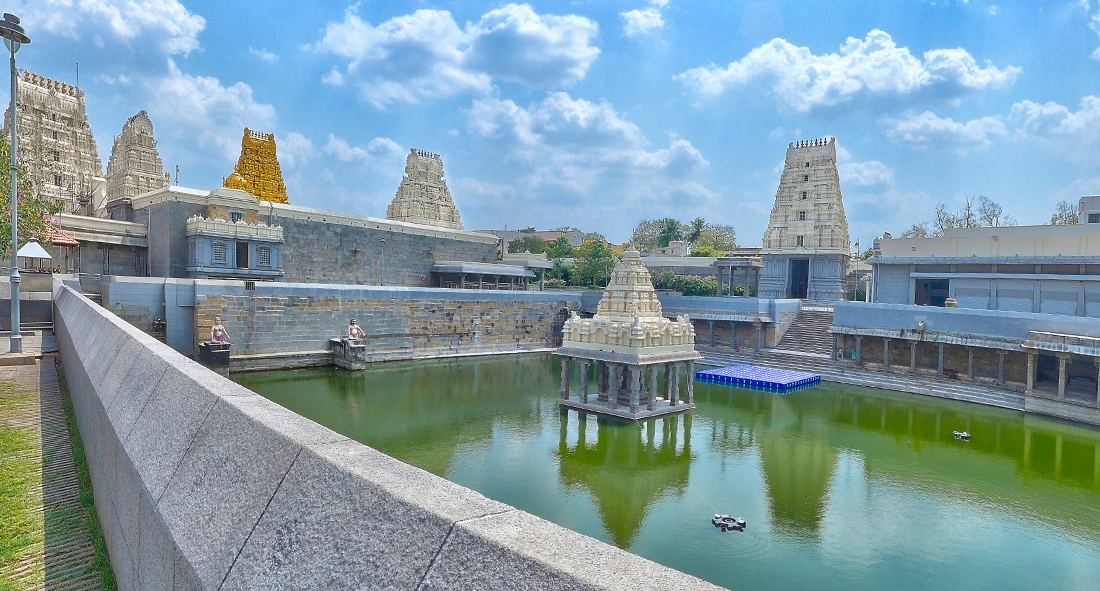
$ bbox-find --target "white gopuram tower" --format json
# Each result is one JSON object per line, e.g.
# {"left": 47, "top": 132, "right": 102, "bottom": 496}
{"left": 386, "top": 149, "right": 463, "bottom": 230}
{"left": 2, "top": 70, "right": 103, "bottom": 211}
{"left": 759, "top": 137, "right": 850, "bottom": 301}
{"left": 106, "top": 110, "right": 168, "bottom": 204}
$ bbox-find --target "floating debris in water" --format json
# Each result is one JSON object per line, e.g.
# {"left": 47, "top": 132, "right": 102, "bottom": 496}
{"left": 711, "top": 514, "right": 747, "bottom": 532}
{"left": 953, "top": 431, "right": 971, "bottom": 441}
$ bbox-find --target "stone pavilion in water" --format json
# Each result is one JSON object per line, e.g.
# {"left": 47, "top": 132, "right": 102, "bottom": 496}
{"left": 556, "top": 247, "right": 702, "bottom": 420}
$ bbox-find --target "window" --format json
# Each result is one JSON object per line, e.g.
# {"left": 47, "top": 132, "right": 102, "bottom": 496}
{"left": 213, "top": 242, "right": 227, "bottom": 263}
{"left": 801, "top": 191, "right": 808, "bottom": 199}
{"left": 798, "top": 210, "right": 807, "bottom": 221}
{"left": 805, "top": 162, "right": 810, "bottom": 167}
{"left": 236, "top": 242, "right": 249, "bottom": 269}
{"left": 53, "top": 174, "right": 61, "bottom": 186}
{"left": 1089, "top": 213, "right": 1099, "bottom": 224}
{"left": 796, "top": 235, "right": 804, "bottom": 247}
{"left": 51, "top": 130, "right": 57, "bottom": 140}
{"left": 52, "top": 150, "right": 60, "bottom": 161}
{"left": 258, "top": 246, "right": 271, "bottom": 266}
{"left": 803, "top": 174, "right": 809, "bottom": 181}
{"left": 231, "top": 211, "right": 243, "bottom": 223}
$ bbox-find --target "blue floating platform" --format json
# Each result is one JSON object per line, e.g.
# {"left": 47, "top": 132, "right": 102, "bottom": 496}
{"left": 695, "top": 365, "right": 820, "bottom": 393}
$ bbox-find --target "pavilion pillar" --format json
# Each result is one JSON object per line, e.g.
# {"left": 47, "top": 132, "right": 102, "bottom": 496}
{"left": 477, "top": 274, "right": 484, "bottom": 290}
{"left": 540, "top": 269, "right": 545, "bottom": 291}
{"left": 578, "top": 360, "right": 590, "bottom": 404}
{"left": 628, "top": 366, "right": 641, "bottom": 413}
{"left": 494, "top": 275, "right": 500, "bottom": 290}
{"left": 937, "top": 344, "right": 945, "bottom": 376}
{"left": 754, "top": 322, "right": 762, "bottom": 352}
{"left": 598, "top": 361, "right": 608, "bottom": 400}
{"left": 832, "top": 334, "right": 839, "bottom": 360}
{"left": 686, "top": 361, "right": 695, "bottom": 404}
{"left": 647, "top": 365, "right": 658, "bottom": 411}
{"left": 855, "top": 336, "right": 862, "bottom": 365}
{"left": 883, "top": 338, "right": 890, "bottom": 367}
{"left": 998, "top": 351, "right": 1006, "bottom": 386}
{"left": 1026, "top": 353, "right": 1036, "bottom": 393}
{"left": 967, "top": 347, "right": 974, "bottom": 380}
{"left": 607, "top": 363, "right": 619, "bottom": 407}
{"left": 1057, "top": 353, "right": 1068, "bottom": 398}
{"left": 708, "top": 320, "right": 715, "bottom": 347}
{"left": 460, "top": 273, "right": 466, "bottom": 289}
{"left": 730, "top": 321, "right": 736, "bottom": 349}
{"left": 524, "top": 276, "right": 530, "bottom": 290}
{"left": 560, "top": 357, "right": 570, "bottom": 400}
{"left": 671, "top": 363, "right": 681, "bottom": 405}
{"left": 910, "top": 341, "right": 917, "bottom": 373}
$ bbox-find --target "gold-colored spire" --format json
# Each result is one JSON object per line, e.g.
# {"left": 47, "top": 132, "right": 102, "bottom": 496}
{"left": 225, "top": 128, "right": 289, "bottom": 203}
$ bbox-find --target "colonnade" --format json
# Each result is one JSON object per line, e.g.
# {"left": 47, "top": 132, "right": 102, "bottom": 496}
{"left": 559, "top": 357, "right": 695, "bottom": 413}
{"left": 835, "top": 335, "right": 1011, "bottom": 388}
{"left": 704, "top": 319, "right": 763, "bottom": 351}
{"left": 1025, "top": 352, "right": 1100, "bottom": 403}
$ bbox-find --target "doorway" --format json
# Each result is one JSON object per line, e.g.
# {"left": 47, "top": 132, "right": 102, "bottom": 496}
{"left": 914, "top": 279, "right": 949, "bottom": 306}
{"left": 236, "top": 241, "right": 249, "bottom": 269}
{"left": 788, "top": 258, "right": 809, "bottom": 299}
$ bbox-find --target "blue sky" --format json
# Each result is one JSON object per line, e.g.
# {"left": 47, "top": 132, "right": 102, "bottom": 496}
{"left": 8, "top": 0, "right": 1100, "bottom": 247}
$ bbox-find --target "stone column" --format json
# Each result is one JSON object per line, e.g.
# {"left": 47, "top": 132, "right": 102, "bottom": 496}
{"left": 607, "top": 363, "right": 619, "bottom": 407}
{"left": 578, "top": 360, "right": 590, "bottom": 403}
{"left": 967, "top": 347, "right": 974, "bottom": 380}
{"left": 883, "top": 338, "right": 890, "bottom": 367}
{"left": 560, "top": 357, "right": 570, "bottom": 400}
{"left": 832, "top": 334, "right": 839, "bottom": 360}
{"left": 754, "top": 322, "right": 762, "bottom": 352}
{"left": 1095, "top": 360, "right": 1100, "bottom": 404}
{"left": 648, "top": 366, "right": 658, "bottom": 411}
{"left": 937, "top": 344, "right": 945, "bottom": 376}
{"left": 686, "top": 361, "right": 695, "bottom": 404}
{"left": 730, "top": 321, "right": 737, "bottom": 348}
{"left": 708, "top": 320, "right": 715, "bottom": 347}
{"left": 671, "top": 363, "right": 681, "bottom": 405}
{"left": 459, "top": 273, "right": 466, "bottom": 289}
{"left": 855, "top": 336, "right": 863, "bottom": 365}
{"left": 524, "top": 276, "right": 530, "bottom": 290}
{"left": 1026, "top": 353, "right": 1036, "bottom": 393}
{"left": 910, "top": 341, "right": 917, "bottom": 373}
{"left": 598, "top": 361, "right": 608, "bottom": 401}
{"left": 494, "top": 275, "right": 500, "bottom": 290}
{"left": 1057, "top": 354, "right": 1068, "bottom": 398}
{"left": 628, "top": 366, "right": 641, "bottom": 413}
{"left": 540, "top": 269, "right": 545, "bottom": 291}
{"left": 998, "top": 351, "right": 1006, "bottom": 386}
{"left": 477, "top": 274, "right": 484, "bottom": 290}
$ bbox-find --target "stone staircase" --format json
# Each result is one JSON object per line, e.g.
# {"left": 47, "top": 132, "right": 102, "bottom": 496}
{"left": 775, "top": 307, "right": 834, "bottom": 357}
{"left": 698, "top": 347, "right": 1025, "bottom": 411}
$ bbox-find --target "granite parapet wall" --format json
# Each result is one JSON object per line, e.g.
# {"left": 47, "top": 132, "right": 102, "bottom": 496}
{"left": 193, "top": 284, "right": 582, "bottom": 361}
{"left": 53, "top": 283, "right": 720, "bottom": 590}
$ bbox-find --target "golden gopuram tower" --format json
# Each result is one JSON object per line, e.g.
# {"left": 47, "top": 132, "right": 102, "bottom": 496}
{"left": 224, "top": 128, "right": 289, "bottom": 203}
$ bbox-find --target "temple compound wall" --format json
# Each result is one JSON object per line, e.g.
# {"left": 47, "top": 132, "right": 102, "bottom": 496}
{"left": 52, "top": 282, "right": 721, "bottom": 590}
{"left": 759, "top": 137, "right": 850, "bottom": 301}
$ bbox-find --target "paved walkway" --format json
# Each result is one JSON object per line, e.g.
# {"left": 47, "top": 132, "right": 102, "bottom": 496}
{"left": 0, "top": 359, "right": 108, "bottom": 590}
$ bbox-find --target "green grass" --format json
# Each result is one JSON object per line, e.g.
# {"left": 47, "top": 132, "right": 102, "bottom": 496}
{"left": 56, "top": 361, "right": 117, "bottom": 591}
{"left": 0, "top": 380, "right": 44, "bottom": 591}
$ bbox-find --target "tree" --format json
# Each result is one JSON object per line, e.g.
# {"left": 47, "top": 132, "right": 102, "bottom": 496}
{"left": 657, "top": 218, "right": 683, "bottom": 247}
{"left": 688, "top": 245, "right": 720, "bottom": 257}
{"left": 570, "top": 241, "right": 617, "bottom": 286}
{"left": 0, "top": 140, "right": 58, "bottom": 258}
{"left": 518, "top": 226, "right": 536, "bottom": 233}
{"left": 582, "top": 232, "right": 606, "bottom": 244}
{"left": 630, "top": 219, "right": 663, "bottom": 251}
{"left": 507, "top": 235, "right": 546, "bottom": 254}
{"left": 545, "top": 236, "right": 573, "bottom": 259}
{"left": 860, "top": 247, "right": 874, "bottom": 260}
{"left": 692, "top": 224, "right": 738, "bottom": 251}
{"left": 1050, "top": 200, "right": 1079, "bottom": 225}
{"left": 687, "top": 217, "right": 707, "bottom": 243}
{"left": 901, "top": 222, "right": 930, "bottom": 239}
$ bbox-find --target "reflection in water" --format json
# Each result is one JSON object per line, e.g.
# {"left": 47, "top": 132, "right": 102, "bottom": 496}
{"left": 557, "top": 411, "right": 693, "bottom": 547}
{"left": 235, "top": 354, "right": 1100, "bottom": 591}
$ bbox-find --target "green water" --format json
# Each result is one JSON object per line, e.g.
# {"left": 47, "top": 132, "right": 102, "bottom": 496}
{"left": 234, "top": 354, "right": 1100, "bottom": 591}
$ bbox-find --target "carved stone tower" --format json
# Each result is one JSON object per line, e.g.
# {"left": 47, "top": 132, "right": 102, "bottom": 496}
{"left": 2, "top": 70, "right": 102, "bottom": 211}
{"left": 224, "top": 128, "right": 289, "bottom": 203}
{"left": 758, "top": 137, "right": 850, "bottom": 301}
{"left": 106, "top": 110, "right": 168, "bottom": 202}
{"left": 386, "top": 149, "right": 463, "bottom": 230}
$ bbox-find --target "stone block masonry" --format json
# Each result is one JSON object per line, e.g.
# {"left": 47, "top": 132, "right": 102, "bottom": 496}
{"left": 194, "top": 284, "right": 582, "bottom": 365}
{"left": 52, "top": 280, "right": 721, "bottom": 590}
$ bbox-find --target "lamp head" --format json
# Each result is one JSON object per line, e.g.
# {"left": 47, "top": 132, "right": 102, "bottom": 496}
{"left": 0, "top": 13, "right": 29, "bottom": 52}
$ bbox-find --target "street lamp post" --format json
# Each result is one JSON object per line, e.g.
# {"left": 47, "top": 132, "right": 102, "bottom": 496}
{"left": 0, "top": 13, "right": 29, "bottom": 354}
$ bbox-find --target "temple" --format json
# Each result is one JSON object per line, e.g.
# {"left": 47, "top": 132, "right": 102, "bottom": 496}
{"left": 225, "top": 128, "right": 289, "bottom": 203}
{"left": 759, "top": 137, "right": 850, "bottom": 300}
{"left": 2, "top": 70, "right": 103, "bottom": 211}
{"left": 386, "top": 149, "right": 464, "bottom": 230}
{"left": 556, "top": 247, "right": 701, "bottom": 420}
{"left": 105, "top": 110, "right": 168, "bottom": 205}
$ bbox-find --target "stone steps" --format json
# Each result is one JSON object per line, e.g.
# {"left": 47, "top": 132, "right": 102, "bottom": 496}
{"left": 698, "top": 347, "right": 1025, "bottom": 411}
{"left": 775, "top": 309, "right": 834, "bottom": 356}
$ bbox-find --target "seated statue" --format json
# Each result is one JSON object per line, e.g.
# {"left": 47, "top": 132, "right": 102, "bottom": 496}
{"left": 347, "top": 318, "right": 366, "bottom": 341}
{"left": 210, "top": 316, "right": 230, "bottom": 343}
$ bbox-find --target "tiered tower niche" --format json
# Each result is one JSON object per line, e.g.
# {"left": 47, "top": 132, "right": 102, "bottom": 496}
{"left": 386, "top": 149, "right": 463, "bottom": 230}
{"left": 2, "top": 70, "right": 102, "bottom": 211}
{"left": 758, "top": 137, "right": 850, "bottom": 301}
{"left": 106, "top": 110, "right": 168, "bottom": 202}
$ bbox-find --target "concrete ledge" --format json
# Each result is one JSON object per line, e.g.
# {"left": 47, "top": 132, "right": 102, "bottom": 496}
{"left": 1024, "top": 393, "right": 1100, "bottom": 427}
{"left": 53, "top": 282, "right": 720, "bottom": 590}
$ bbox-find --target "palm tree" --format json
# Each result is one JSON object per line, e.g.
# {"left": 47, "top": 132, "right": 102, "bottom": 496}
{"left": 657, "top": 218, "right": 683, "bottom": 247}
{"left": 687, "top": 217, "right": 706, "bottom": 242}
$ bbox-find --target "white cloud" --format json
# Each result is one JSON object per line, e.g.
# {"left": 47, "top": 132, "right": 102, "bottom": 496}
{"left": 324, "top": 135, "right": 404, "bottom": 165}
{"left": 144, "top": 60, "right": 276, "bottom": 161}
{"left": 15, "top": 0, "right": 205, "bottom": 55}
{"left": 96, "top": 74, "right": 132, "bottom": 86}
{"left": 677, "top": 29, "right": 1020, "bottom": 112}
{"left": 649, "top": 0, "right": 670, "bottom": 7}
{"left": 1009, "top": 96, "right": 1100, "bottom": 162}
{"left": 279, "top": 132, "right": 313, "bottom": 168}
{"left": 988, "top": 5, "right": 998, "bottom": 16}
{"left": 621, "top": 8, "right": 664, "bottom": 37}
{"left": 880, "top": 111, "right": 1007, "bottom": 153}
{"left": 840, "top": 160, "right": 895, "bottom": 186}
{"left": 463, "top": 92, "right": 713, "bottom": 234}
{"left": 312, "top": 4, "right": 599, "bottom": 108}
{"left": 249, "top": 47, "right": 279, "bottom": 63}
{"left": 1091, "top": 9, "right": 1100, "bottom": 60}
